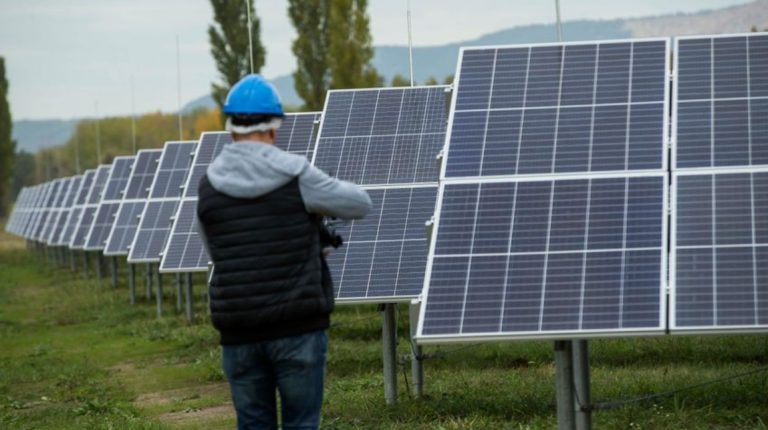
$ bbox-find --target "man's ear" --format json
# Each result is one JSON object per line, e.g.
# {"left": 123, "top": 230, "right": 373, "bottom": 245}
{"left": 269, "top": 129, "right": 276, "bottom": 141}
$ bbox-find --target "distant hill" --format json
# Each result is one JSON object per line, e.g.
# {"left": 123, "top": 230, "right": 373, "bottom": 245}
{"left": 12, "top": 119, "right": 80, "bottom": 154}
{"left": 13, "top": 0, "right": 767, "bottom": 153}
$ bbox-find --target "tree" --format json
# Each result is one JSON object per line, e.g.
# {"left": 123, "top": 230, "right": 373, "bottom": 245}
{"left": 289, "top": 0, "right": 382, "bottom": 110}
{"left": 288, "top": 0, "right": 330, "bottom": 111}
{"left": 327, "top": 0, "right": 382, "bottom": 89}
{"left": 10, "top": 150, "right": 34, "bottom": 200}
{"left": 208, "top": 0, "right": 265, "bottom": 109}
{"left": 391, "top": 74, "right": 410, "bottom": 87}
{"left": 0, "top": 57, "right": 14, "bottom": 216}
{"left": 424, "top": 76, "right": 439, "bottom": 86}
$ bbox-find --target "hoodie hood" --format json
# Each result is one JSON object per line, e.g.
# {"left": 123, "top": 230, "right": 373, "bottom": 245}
{"left": 206, "top": 140, "right": 308, "bottom": 199}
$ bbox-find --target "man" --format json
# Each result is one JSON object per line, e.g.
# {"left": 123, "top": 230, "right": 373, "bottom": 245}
{"left": 196, "top": 74, "right": 372, "bottom": 429}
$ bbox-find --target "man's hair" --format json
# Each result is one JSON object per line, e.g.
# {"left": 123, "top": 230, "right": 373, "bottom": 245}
{"left": 229, "top": 114, "right": 279, "bottom": 127}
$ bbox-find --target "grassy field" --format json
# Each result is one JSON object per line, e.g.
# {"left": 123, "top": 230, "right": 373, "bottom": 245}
{"left": 1, "top": 227, "right": 767, "bottom": 429}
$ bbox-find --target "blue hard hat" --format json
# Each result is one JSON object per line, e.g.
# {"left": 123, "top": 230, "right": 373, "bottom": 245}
{"left": 222, "top": 74, "right": 284, "bottom": 117}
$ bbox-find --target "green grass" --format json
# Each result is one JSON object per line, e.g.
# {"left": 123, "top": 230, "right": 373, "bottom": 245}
{"left": 1, "top": 230, "right": 767, "bottom": 429}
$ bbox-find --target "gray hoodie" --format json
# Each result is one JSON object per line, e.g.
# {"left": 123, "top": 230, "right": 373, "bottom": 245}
{"left": 203, "top": 140, "right": 372, "bottom": 219}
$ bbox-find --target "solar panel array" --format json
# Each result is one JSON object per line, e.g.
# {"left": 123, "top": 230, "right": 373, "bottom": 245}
{"left": 418, "top": 39, "right": 670, "bottom": 342}
{"left": 85, "top": 156, "right": 135, "bottom": 250}
{"left": 160, "top": 113, "right": 322, "bottom": 273}
{"left": 104, "top": 149, "right": 162, "bottom": 256}
{"left": 313, "top": 87, "right": 448, "bottom": 302}
{"left": 128, "top": 141, "right": 196, "bottom": 263}
{"left": 6, "top": 32, "right": 768, "bottom": 344}
{"left": 672, "top": 33, "right": 768, "bottom": 333}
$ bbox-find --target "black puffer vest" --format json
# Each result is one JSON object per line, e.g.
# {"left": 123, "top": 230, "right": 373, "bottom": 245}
{"left": 197, "top": 175, "right": 334, "bottom": 345}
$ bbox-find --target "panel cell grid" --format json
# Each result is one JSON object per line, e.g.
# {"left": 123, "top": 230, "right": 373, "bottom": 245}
{"left": 326, "top": 186, "right": 437, "bottom": 301}
{"left": 421, "top": 175, "right": 666, "bottom": 339}
{"left": 124, "top": 150, "right": 162, "bottom": 199}
{"left": 86, "top": 166, "right": 111, "bottom": 205}
{"left": 84, "top": 203, "right": 121, "bottom": 250}
{"left": 313, "top": 86, "right": 448, "bottom": 186}
{"left": 183, "top": 132, "right": 231, "bottom": 199}
{"left": 102, "top": 157, "right": 135, "bottom": 201}
{"left": 675, "top": 33, "right": 768, "bottom": 169}
{"left": 445, "top": 39, "right": 668, "bottom": 179}
{"left": 149, "top": 141, "right": 196, "bottom": 199}
{"left": 160, "top": 199, "right": 209, "bottom": 271}
{"left": 128, "top": 200, "right": 180, "bottom": 262}
{"left": 104, "top": 201, "right": 147, "bottom": 256}
{"left": 673, "top": 170, "right": 768, "bottom": 330}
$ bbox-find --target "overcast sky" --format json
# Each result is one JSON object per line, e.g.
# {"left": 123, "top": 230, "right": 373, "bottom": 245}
{"left": 0, "top": 0, "right": 752, "bottom": 120}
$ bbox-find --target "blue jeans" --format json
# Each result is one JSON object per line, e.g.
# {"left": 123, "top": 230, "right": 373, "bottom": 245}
{"left": 222, "top": 330, "right": 328, "bottom": 430}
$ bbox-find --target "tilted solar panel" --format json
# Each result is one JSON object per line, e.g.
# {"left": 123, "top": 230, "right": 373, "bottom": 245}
{"left": 418, "top": 39, "right": 670, "bottom": 343}
{"left": 104, "top": 149, "right": 162, "bottom": 256}
{"left": 309, "top": 87, "right": 448, "bottom": 302}
{"left": 60, "top": 169, "right": 96, "bottom": 247}
{"left": 70, "top": 165, "right": 111, "bottom": 249}
{"left": 128, "top": 142, "right": 195, "bottom": 263}
{"left": 50, "top": 175, "right": 83, "bottom": 246}
{"left": 84, "top": 156, "right": 135, "bottom": 250}
{"left": 313, "top": 87, "right": 447, "bottom": 186}
{"left": 671, "top": 33, "right": 768, "bottom": 334}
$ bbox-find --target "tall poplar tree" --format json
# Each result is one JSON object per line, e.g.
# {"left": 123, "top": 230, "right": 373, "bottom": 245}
{"left": 208, "top": 0, "right": 265, "bottom": 109}
{"left": 288, "top": 0, "right": 330, "bottom": 111}
{"left": 288, "top": 0, "right": 382, "bottom": 110}
{"left": 0, "top": 57, "right": 14, "bottom": 216}
{"left": 327, "top": 0, "right": 382, "bottom": 89}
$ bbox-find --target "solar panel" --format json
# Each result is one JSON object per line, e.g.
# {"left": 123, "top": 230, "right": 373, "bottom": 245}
{"left": 44, "top": 177, "right": 75, "bottom": 245}
{"left": 128, "top": 141, "right": 195, "bottom": 263}
{"left": 128, "top": 200, "right": 181, "bottom": 263}
{"left": 123, "top": 149, "right": 162, "bottom": 199}
{"left": 327, "top": 185, "right": 438, "bottom": 301}
{"left": 19, "top": 184, "right": 42, "bottom": 240}
{"left": 160, "top": 114, "right": 321, "bottom": 273}
{"left": 418, "top": 39, "right": 670, "bottom": 343}
{"left": 672, "top": 170, "right": 768, "bottom": 331}
{"left": 60, "top": 169, "right": 96, "bottom": 247}
{"left": 6, "top": 187, "right": 28, "bottom": 235}
{"left": 182, "top": 132, "right": 231, "bottom": 200}
{"left": 675, "top": 33, "right": 768, "bottom": 169}
{"left": 50, "top": 175, "right": 83, "bottom": 246}
{"left": 277, "top": 112, "right": 322, "bottom": 158}
{"left": 150, "top": 141, "right": 197, "bottom": 199}
{"left": 70, "top": 165, "right": 111, "bottom": 249}
{"left": 104, "top": 201, "right": 147, "bottom": 256}
{"left": 302, "top": 87, "right": 449, "bottom": 302}
{"left": 671, "top": 33, "right": 768, "bottom": 334}
{"left": 104, "top": 149, "right": 162, "bottom": 256}
{"left": 32, "top": 179, "right": 61, "bottom": 242}
{"left": 313, "top": 87, "right": 447, "bottom": 186}
{"left": 84, "top": 156, "right": 135, "bottom": 250}
{"left": 444, "top": 40, "right": 668, "bottom": 179}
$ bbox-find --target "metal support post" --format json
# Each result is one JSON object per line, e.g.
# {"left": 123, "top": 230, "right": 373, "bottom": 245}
{"left": 555, "top": 340, "right": 576, "bottom": 430}
{"left": 128, "top": 264, "right": 136, "bottom": 305}
{"left": 184, "top": 272, "right": 194, "bottom": 323}
{"left": 95, "top": 253, "right": 103, "bottom": 288}
{"left": 408, "top": 300, "right": 424, "bottom": 398}
{"left": 175, "top": 273, "right": 183, "bottom": 312}
{"left": 111, "top": 257, "right": 119, "bottom": 289}
{"left": 382, "top": 303, "right": 398, "bottom": 405}
{"left": 145, "top": 263, "right": 153, "bottom": 300}
{"left": 70, "top": 249, "right": 76, "bottom": 272}
{"left": 155, "top": 267, "right": 164, "bottom": 318}
{"left": 573, "top": 340, "right": 592, "bottom": 430}
{"left": 83, "top": 251, "right": 89, "bottom": 278}
{"left": 206, "top": 264, "right": 213, "bottom": 316}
